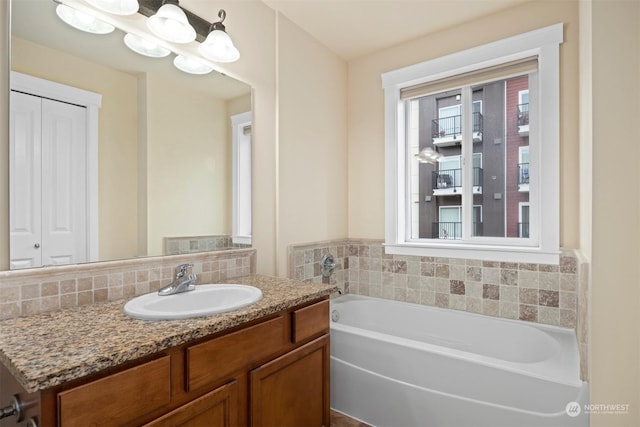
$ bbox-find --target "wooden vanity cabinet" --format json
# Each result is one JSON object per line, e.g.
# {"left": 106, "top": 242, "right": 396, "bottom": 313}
{"left": 1, "top": 297, "right": 330, "bottom": 427}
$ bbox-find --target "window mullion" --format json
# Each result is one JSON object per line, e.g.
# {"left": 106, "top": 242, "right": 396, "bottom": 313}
{"left": 461, "top": 86, "right": 473, "bottom": 241}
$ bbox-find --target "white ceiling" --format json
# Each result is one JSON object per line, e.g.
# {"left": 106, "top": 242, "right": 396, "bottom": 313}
{"left": 260, "top": 0, "right": 532, "bottom": 60}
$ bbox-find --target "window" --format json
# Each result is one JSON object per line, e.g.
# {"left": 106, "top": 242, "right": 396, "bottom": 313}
{"left": 231, "top": 112, "right": 252, "bottom": 245}
{"left": 382, "top": 24, "right": 563, "bottom": 264}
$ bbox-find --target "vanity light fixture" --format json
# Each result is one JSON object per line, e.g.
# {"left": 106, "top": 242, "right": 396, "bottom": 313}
{"left": 147, "top": 0, "right": 196, "bottom": 44}
{"left": 85, "top": 0, "right": 139, "bottom": 15}
{"left": 173, "top": 55, "right": 213, "bottom": 74}
{"left": 55, "top": 3, "right": 115, "bottom": 34}
{"left": 198, "top": 10, "right": 240, "bottom": 63}
{"left": 124, "top": 33, "right": 171, "bottom": 57}
{"left": 415, "top": 147, "right": 443, "bottom": 164}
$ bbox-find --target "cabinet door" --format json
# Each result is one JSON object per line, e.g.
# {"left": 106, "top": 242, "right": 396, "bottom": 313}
{"left": 250, "top": 336, "right": 329, "bottom": 427}
{"left": 143, "top": 380, "right": 239, "bottom": 427}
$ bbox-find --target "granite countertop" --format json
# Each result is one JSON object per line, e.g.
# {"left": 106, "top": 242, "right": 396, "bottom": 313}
{"left": 0, "top": 275, "right": 336, "bottom": 393}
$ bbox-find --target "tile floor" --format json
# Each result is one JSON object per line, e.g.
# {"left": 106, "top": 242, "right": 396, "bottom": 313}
{"left": 331, "top": 410, "right": 370, "bottom": 427}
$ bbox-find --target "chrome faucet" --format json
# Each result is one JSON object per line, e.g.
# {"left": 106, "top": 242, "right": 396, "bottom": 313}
{"left": 158, "top": 264, "right": 197, "bottom": 296}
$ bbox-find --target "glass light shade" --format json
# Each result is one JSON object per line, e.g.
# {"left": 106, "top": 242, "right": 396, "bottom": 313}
{"left": 85, "top": 0, "right": 139, "bottom": 15}
{"left": 173, "top": 55, "right": 213, "bottom": 75}
{"left": 124, "top": 33, "right": 171, "bottom": 58}
{"left": 198, "top": 30, "right": 240, "bottom": 63}
{"left": 147, "top": 4, "right": 196, "bottom": 44}
{"left": 56, "top": 4, "right": 115, "bottom": 34}
{"left": 415, "top": 147, "right": 443, "bottom": 164}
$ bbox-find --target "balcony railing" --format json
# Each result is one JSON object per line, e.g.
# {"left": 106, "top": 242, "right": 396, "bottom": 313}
{"left": 517, "top": 103, "right": 529, "bottom": 126}
{"left": 432, "top": 167, "right": 483, "bottom": 194}
{"left": 431, "top": 112, "right": 483, "bottom": 140}
{"left": 518, "top": 222, "right": 530, "bottom": 238}
{"left": 432, "top": 222, "right": 484, "bottom": 239}
{"left": 432, "top": 168, "right": 462, "bottom": 189}
{"left": 432, "top": 222, "right": 461, "bottom": 239}
{"left": 517, "top": 163, "right": 529, "bottom": 190}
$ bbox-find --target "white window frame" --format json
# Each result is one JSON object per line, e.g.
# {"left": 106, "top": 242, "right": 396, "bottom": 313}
{"left": 382, "top": 24, "right": 562, "bottom": 264}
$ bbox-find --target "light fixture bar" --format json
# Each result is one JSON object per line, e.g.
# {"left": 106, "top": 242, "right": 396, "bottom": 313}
{"left": 137, "top": 0, "right": 210, "bottom": 42}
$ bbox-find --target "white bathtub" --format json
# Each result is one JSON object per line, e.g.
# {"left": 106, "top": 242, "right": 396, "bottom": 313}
{"left": 330, "top": 294, "right": 589, "bottom": 427}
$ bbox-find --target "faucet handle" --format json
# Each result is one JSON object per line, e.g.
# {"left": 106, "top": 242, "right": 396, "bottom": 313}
{"left": 175, "top": 263, "right": 194, "bottom": 279}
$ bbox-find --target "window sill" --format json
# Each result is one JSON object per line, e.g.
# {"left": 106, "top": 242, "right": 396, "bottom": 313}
{"left": 384, "top": 242, "right": 560, "bottom": 265}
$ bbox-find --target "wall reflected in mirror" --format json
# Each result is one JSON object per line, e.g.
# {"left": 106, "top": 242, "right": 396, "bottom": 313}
{"left": 8, "top": 0, "right": 253, "bottom": 270}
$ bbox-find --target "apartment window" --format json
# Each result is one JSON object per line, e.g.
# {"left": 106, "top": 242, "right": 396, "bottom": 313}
{"left": 382, "top": 24, "right": 563, "bottom": 264}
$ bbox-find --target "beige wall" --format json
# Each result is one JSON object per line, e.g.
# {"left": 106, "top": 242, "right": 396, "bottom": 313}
{"left": 144, "top": 74, "right": 229, "bottom": 255}
{"left": 589, "top": 0, "right": 640, "bottom": 425}
{"left": 348, "top": 1, "right": 580, "bottom": 249}
{"left": 10, "top": 37, "right": 139, "bottom": 261}
{"left": 275, "top": 14, "right": 348, "bottom": 275}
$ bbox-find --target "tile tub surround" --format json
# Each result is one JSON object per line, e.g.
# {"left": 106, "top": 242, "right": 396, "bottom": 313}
{"left": 0, "top": 274, "right": 337, "bottom": 393}
{"left": 0, "top": 249, "right": 256, "bottom": 320}
{"left": 290, "top": 239, "right": 590, "bottom": 380}
{"left": 289, "top": 239, "right": 582, "bottom": 328}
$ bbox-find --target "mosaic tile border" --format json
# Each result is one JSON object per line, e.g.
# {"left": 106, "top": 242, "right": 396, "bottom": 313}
{"left": 0, "top": 249, "right": 256, "bottom": 320}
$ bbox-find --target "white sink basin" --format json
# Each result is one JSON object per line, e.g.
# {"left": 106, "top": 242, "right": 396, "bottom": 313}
{"left": 124, "top": 284, "right": 263, "bottom": 321}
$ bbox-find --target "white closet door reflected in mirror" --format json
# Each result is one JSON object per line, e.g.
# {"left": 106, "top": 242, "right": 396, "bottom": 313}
{"left": 10, "top": 92, "right": 87, "bottom": 269}
{"left": 9, "top": 72, "right": 101, "bottom": 270}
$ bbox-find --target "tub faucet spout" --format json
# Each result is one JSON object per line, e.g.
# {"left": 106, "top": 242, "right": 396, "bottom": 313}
{"left": 158, "top": 264, "right": 197, "bottom": 296}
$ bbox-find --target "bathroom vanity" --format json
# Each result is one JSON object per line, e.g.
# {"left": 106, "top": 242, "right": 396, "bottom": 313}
{"left": 0, "top": 275, "right": 335, "bottom": 427}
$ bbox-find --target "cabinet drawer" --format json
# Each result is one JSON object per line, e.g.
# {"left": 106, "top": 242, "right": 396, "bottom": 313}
{"left": 186, "top": 315, "right": 287, "bottom": 392}
{"left": 292, "top": 299, "right": 329, "bottom": 343}
{"left": 58, "top": 356, "right": 171, "bottom": 427}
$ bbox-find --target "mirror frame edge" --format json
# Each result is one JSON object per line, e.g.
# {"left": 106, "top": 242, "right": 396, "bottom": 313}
{"left": 1, "top": 0, "right": 9, "bottom": 270}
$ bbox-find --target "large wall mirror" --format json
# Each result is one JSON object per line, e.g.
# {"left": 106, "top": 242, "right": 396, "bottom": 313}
{"left": 8, "top": 0, "right": 253, "bottom": 270}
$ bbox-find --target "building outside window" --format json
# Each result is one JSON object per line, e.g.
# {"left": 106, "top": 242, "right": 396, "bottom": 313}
{"left": 407, "top": 74, "right": 530, "bottom": 240}
{"left": 383, "top": 24, "right": 563, "bottom": 263}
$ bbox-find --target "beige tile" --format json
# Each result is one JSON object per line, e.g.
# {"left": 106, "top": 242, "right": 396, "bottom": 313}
{"left": 538, "top": 306, "right": 560, "bottom": 326}
{"left": 41, "top": 282, "right": 59, "bottom": 296}
{"left": 0, "top": 286, "right": 20, "bottom": 303}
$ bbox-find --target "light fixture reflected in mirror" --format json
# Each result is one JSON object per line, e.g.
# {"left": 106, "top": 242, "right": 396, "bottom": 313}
{"left": 124, "top": 33, "right": 171, "bottom": 57}
{"left": 173, "top": 55, "right": 213, "bottom": 74}
{"left": 198, "top": 10, "right": 240, "bottom": 63}
{"left": 147, "top": 1, "right": 196, "bottom": 44}
{"left": 55, "top": 4, "right": 116, "bottom": 34}
{"left": 415, "top": 147, "right": 443, "bottom": 164}
{"left": 85, "top": 0, "right": 140, "bottom": 16}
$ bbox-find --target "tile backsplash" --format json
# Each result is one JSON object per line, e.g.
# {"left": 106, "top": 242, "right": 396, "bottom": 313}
{"left": 289, "top": 238, "right": 589, "bottom": 379}
{"left": 0, "top": 249, "right": 256, "bottom": 320}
